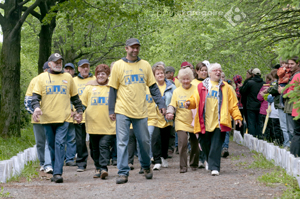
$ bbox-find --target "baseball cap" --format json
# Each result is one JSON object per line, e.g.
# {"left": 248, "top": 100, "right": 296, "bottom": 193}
{"left": 252, "top": 68, "right": 261, "bottom": 75}
{"left": 48, "top": 53, "right": 63, "bottom": 62}
{"left": 64, "top": 63, "right": 75, "bottom": 70}
{"left": 78, "top": 59, "right": 90, "bottom": 67}
{"left": 202, "top": 60, "right": 210, "bottom": 68}
{"left": 165, "top": 66, "right": 175, "bottom": 73}
{"left": 43, "top": 61, "right": 49, "bottom": 70}
{"left": 181, "top": 61, "right": 193, "bottom": 68}
{"left": 126, "top": 38, "right": 141, "bottom": 46}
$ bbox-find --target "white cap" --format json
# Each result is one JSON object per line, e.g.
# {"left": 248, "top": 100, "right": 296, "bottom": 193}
{"left": 202, "top": 60, "right": 210, "bottom": 69}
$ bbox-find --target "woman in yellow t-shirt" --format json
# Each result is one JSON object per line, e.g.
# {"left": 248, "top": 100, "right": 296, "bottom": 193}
{"left": 191, "top": 62, "right": 208, "bottom": 87}
{"left": 166, "top": 68, "right": 199, "bottom": 173}
{"left": 81, "top": 64, "right": 116, "bottom": 180}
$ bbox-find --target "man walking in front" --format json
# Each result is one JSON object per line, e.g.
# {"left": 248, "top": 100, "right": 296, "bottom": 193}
{"left": 108, "top": 38, "right": 166, "bottom": 184}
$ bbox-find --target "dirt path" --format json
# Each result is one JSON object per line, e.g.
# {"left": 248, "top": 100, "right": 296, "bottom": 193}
{"left": 2, "top": 141, "right": 285, "bottom": 199}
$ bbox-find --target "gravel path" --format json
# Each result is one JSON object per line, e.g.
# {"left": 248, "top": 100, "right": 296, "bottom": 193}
{"left": 2, "top": 141, "right": 285, "bottom": 199}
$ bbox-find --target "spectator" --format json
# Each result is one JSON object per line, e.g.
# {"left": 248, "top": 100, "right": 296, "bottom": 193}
{"left": 233, "top": 75, "right": 245, "bottom": 136}
{"left": 239, "top": 69, "right": 253, "bottom": 124}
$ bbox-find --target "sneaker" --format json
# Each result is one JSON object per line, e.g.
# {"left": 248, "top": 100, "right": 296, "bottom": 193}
{"left": 221, "top": 148, "right": 229, "bottom": 158}
{"left": 93, "top": 170, "right": 101, "bottom": 178}
{"left": 100, "top": 170, "right": 108, "bottom": 179}
{"left": 153, "top": 164, "right": 161, "bottom": 170}
{"left": 116, "top": 175, "right": 128, "bottom": 184}
{"left": 51, "top": 175, "right": 63, "bottom": 183}
{"left": 39, "top": 166, "right": 45, "bottom": 172}
{"left": 211, "top": 170, "right": 219, "bottom": 176}
{"left": 129, "top": 163, "right": 134, "bottom": 170}
{"left": 112, "top": 159, "right": 117, "bottom": 166}
{"left": 198, "top": 161, "right": 205, "bottom": 169}
{"left": 161, "top": 157, "right": 168, "bottom": 168}
{"left": 205, "top": 161, "right": 209, "bottom": 171}
{"left": 139, "top": 167, "right": 144, "bottom": 174}
{"left": 66, "top": 161, "right": 77, "bottom": 166}
{"left": 77, "top": 167, "right": 86, "bottom": 172}
{"left": 44, "top": 167, "right": 53, "bottom": 174}
{"left": 151, "top": 157, "right": 154, "bottom": 163}
{"left": 144, "top": 168, "right": 153, "bottom": 179}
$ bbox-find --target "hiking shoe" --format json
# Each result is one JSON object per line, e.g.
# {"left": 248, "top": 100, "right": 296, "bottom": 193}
{"left": 77, "top": 167, "right": 86, "bottom": 172}
{"left": 161, "top": 157, "right": 168, "bottom": 168}
{"left": 44, "top": 167, "right": 53, "bottom": 174}
{"left": 100, "top": 170, "right": 108, "bottom": 179}
{"left": 93, "top": 170, "right": 101, "bottom": 178}
{"left": 129, "top": 163, "right": 134, "bottom": 170}
{"left": 66, "top": 161, "right": 77, "bottom": 166}
{"left": 144, "top": 168, "right": 153, "bottom": 179}
{"left": 153, "top": 164, "right": 161, "bottom": 170}
{"left": 180, "top": 167, "right": 187, "bottom": 173}
{"left": 51, "top": 175, "right": 63, "bottom": 183}
{"left": 112, "top": 159, "right": 117, "bottom": 166}
{"left": 211, "top": 170, "right": 219, "bottom": 176}
{"left": 198, "top": 161, "right": 205, "bottom": 169}
{"left": 221, "top": 148, "right": 229, "bottom": 158}
{"left": 116, "top": 175, "right": 128, "bottom": 184}
{"left": 139, "top": 167, "right": 144, "bottom": 174}
{"left": 39, "top": 166, "right": 45, "bottom": 172}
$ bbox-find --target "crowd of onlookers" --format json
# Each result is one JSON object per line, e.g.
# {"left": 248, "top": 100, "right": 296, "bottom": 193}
{"left": 24, "top": 38, "right": 300, "bottom": 184}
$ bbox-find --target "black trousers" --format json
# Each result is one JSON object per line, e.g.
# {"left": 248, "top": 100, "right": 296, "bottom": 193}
{"left": 290, "top": 119, "right": 300, "bottom": 157}
{"left": 89, "top": 134, "right": 113, "bottom": 171}
{"left": 235, "top": 108, "right": 245, "bottom": 137}
{"left": 152, "top": 126, "right": 171, "bottom": 163}
{"left": 128, "top": 129, "right": 138, "bottom": 165}
{"left": 247, "top": 110, "right": 261, "bottom": 138}
{"left": 75, "top": 123, "right": 88, "bottom": 168}
{"left": 199, "top": 128, "right": 225, "bottom": 172}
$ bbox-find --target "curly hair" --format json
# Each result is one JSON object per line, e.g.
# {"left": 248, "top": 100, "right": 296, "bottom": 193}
{"left": 95, "top": 64, "right": 110, "bottom": 76}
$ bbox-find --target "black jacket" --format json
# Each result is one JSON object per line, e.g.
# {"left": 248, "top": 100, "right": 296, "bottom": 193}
{"left": 240, "top": 75, "right": 265, "bottom": 111}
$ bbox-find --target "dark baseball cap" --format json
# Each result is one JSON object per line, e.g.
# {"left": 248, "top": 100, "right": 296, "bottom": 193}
{"left": 78, "top": 59, "right": 90, "bottom": 67}
{"left": 64, "top": 63, "right": 75, "bottom": 70}
{"left": 126, "top": 38, "right": 141, "bottom": 46}
{"left": 165, "top": 66, "right": 175, "bottom": 73}
{"left": 43, "top": 61, "right": 50, "bottom": 70}
{"left": 48, "top": 53, "right": 63, "bottom": 62}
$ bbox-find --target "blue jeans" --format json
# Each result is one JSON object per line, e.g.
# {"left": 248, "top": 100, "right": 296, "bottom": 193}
{"left": 148, "top": 125, "right": 156, "bottom": 158}
{"left": 33, "top": 124, "right": 52, "bottom": 169}
{"left": 65, "top": 123, "right": 76, "bottom": 163}
{"left": 43, "top": 122, "right": 69, "bottom": 176}
{"left": 278, "top": 109, "right": 290, "bottom": 147}
{"left": 116, "top": 114, "right": 151, "bottom": 176}
{"left": 222, "top": 131, "right": 230, "bottom": 149}
{"left": 287, "top": 114, "right": 295, "bottom": 141}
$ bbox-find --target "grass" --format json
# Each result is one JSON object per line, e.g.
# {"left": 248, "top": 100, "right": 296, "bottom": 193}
{"left": 7, "top": 160, "right": 40, "bottom": 182}
{"left": 0, "top": 125, "right": 35, "bottom": 160}
{"left": 0, "top": 187, "right": 10, "bottom": 198}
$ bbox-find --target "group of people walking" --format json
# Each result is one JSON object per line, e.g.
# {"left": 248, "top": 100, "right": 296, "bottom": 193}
{"left": 24, "top": 37, "right": 300, "bottom": 185}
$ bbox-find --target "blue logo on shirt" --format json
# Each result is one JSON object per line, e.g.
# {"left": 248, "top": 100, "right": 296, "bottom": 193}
{"left": 91, "top": 97, "right": 108, "bottom": 106}
{"left": 146, "top": 94, "right": 153, "bottom": 103}
{"left": 178, "top": 100, "right": 186, "bottom": 108}
{"left": 124, "top": 74, "right": 145, "bottom": 85}
{"left": 46, "top": 85, "right": 67, "bottom": 95}
{"left": 207, "top": 90, "right": 218, "bottom": 99}
{"left": 78, "top": 87, "right": 85, "bottom": 96}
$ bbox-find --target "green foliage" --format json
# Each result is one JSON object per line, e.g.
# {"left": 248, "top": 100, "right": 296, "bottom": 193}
{"left": 0, "top": 125, "right": 35, "bottom": 160}
{"left": 247, "top": 151, "right": 275, "bottom": 169}
{"left": 8, "top": 160, "right": 39, "bottom": 182}
{"left": 0, "top": 187, "right": 10, "bottom": 198}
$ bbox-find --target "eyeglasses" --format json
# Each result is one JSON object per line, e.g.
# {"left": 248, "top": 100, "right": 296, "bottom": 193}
{"left": 211, "top": 69, "right": 222, "bottom": 73}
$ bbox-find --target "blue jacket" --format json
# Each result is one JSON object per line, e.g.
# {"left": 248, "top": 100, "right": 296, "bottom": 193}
{"left": 162, "top": 79, "right": 176, "bottom": 122}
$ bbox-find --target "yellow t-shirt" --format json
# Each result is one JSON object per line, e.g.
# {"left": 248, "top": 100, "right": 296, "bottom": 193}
{"left": 169, "top": 85, "right": 195, "bottom": 132}
{"left": 146, "top": 88, "right": 158, "bottom": 127}
{"left": 191, "top": 79, "right": 202, "bottom": 87}
{"left": 108, "top": 59, "right": 156, "bottom": 119}
{"left": 158, "top": 82, "right": 166, "bottom": 96}
{"left": 205, "top": 80, "right": 219, "bottom": 132}
{"left": 174, "top": 78, "right": 181, "bottom": 88}
{"left": 81, "top": 85, "right": 116, "bottom": 135}
{"left": 73, "top": 75, "right": 96, "bottom": 123}
{"left": 33, "top": 72, "right": 78, "bottom": 124}
{"left": 26, "top": 76, "right": 40, "bottom": 124}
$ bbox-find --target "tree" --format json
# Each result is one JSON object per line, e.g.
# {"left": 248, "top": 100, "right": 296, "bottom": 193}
{"left": 0, "top": 0, "right": 42, "bottom": 137}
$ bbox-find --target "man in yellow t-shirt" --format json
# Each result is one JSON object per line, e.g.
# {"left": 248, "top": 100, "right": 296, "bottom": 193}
{"left": 108, "top": 38, "right": 166, "bottom": 184}
{"left": 73, "top": 59, "right": 96, "bottom": 172}
{"left": 31, "top": 53, "right": 83, "bottom": 183}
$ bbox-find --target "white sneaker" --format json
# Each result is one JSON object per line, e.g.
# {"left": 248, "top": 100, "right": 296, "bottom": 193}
{"left": 161, "top": 157, "right": 168, "bottom": 168}
{"left": 44, "top": 167, "right": 53, "bottom": 174}
{"left": 205, "top": 161, "right": 209, "bottom": 171}
{"left": 39, "top": 166, "right": 45, "bottom": 172}
{"left": 153, "top": 164, "right": 161, "bottom": 170}
{"left": 198, "top": 161, "right": 205, "bottom": 168}
{"left": 211, "top": 170, "right": 219, "bottom": 176}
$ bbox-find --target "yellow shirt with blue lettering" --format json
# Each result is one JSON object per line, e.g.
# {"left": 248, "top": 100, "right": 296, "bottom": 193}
{"left": 108, "top": 59, "right": 156, "bottom": 119}
{"left": 26, "top": 76, "right": 40, "bottom": 124}
{"left": 73, "top": 75, "right": 96, "bottom": 123}
{"left": 169, "top": 85, "right": 195, "bottom": 132}
{"left": 146, "top": 88, "right": 158, "bottom": 127}
{"left": 81, "top": 84, "right": 116, "bottom": 135}
{"left": 33, "top": 72, "right": 78, "bottom": 124}
{"left": 205, "top": 80, "right": 220, "bottom": 132}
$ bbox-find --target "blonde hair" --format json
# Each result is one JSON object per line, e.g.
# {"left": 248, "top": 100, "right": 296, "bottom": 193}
{"left": 152, "top": 64, "right": 165, "bottom": 75}
{"left": 178, "top": 68, "right": 194, "bottom": 83}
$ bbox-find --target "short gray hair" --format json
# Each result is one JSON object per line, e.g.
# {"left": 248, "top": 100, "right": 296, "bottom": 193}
{"left": 208, "top": 63, "right": 222, "bottom": 73}
{"left": 178, "top": 68, "right": 194, "bottom": 83}
{"left": 152, "top": 61, "right": 165, "bottom": 68}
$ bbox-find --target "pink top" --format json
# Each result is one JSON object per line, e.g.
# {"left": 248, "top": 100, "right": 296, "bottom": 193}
{"left": 257, "top": 85, "right": 269, "bottom": 115}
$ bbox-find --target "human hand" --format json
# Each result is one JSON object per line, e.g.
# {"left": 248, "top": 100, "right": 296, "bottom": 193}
{"left": 33, "top": 108, "right": 42, "bottom": 122}
{"left": 278, "top": 86, "right": 283, "bottom": 94}
{"left": 75, "top": 113, "right": 82, "bottom": 124}
{"left": 160, "top": 108, "right": 166, "bottom": 116}
{"left": 235, "top": 119, "right": 242, "bottom": 127}
{"left": 165, "top": 113, "right": 174, "bottom": 120}
{"left": 109, "top": 114, "right": 116, "bottom": 121}
{"left": 185, "top": 101, "right": 190, "bottom": 109}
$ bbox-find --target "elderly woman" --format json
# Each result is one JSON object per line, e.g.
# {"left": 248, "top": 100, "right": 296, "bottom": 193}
{"left": 191, "top": 62, "right": 208, "bottom": 87}
{"left": 151, "top": 62, "right": 176, "bottom": 170}
{"left": 81, "top": 64, "right": 116, "bottom": 179}
{"left": 166, "top": 68, "right": 199, "bottom": 173}
{"left": 185, "top": 63, "right": 242, "bottom": 176}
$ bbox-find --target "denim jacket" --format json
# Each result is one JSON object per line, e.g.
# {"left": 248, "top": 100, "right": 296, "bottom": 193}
{"left": 161, "top": 79, "right": 176, "bottom": 122}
